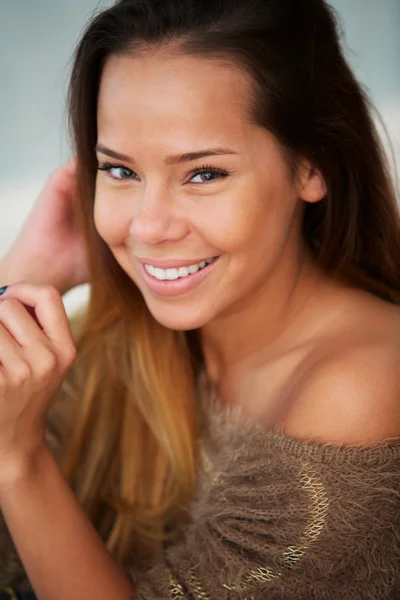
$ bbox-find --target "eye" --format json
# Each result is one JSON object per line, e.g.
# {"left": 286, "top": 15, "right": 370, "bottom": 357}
{"left": 97, "top": 161, "right": 137, "bottom": 181}
{"left": 189, "top": 165, "right": 230, "bottom": 184}
{"left": 96, "top": 161, "right": 231, "bottom": 184}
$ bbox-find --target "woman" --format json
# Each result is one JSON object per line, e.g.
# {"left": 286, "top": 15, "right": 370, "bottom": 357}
{"left": 0, "top": 0, "right": 399, "bottom": 598}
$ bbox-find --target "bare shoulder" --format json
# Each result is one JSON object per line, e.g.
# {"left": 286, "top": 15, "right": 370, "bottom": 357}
{"left": 282, "top": 299, "right": 400, "bottom": 445}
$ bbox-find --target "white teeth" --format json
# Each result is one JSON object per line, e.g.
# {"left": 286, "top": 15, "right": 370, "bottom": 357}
{"left": 154, "top": 268, "right": 165, "bottom": 280}
{"left": 144, "top": 257, "right": 215, "bottom": 281}
{"left": 178, "top": 267, "right": 189, "bottom": 277}
{"left": 165, "top": 268, "right": 179, "bottom": 280}
{"left": 146, "top": 265, "right": 156, "bottom": 276}
{"left": 188, "top": 264, "right": 200, "bottom": 274}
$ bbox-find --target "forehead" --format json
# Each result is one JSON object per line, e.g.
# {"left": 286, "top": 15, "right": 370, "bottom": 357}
{"left": 97, "top": 52, "right": 255, "bottom": 147}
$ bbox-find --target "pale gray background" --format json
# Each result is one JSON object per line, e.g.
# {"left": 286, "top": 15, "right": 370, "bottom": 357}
{"left": 1, "top": 1, "right": 399, "bottom": 312}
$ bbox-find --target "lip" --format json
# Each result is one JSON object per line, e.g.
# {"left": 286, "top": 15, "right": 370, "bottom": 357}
{"left": 137, "top": 256, "right": 219, "bottom": 296}
{"left": 136, "top": 256, "right": 215, "bottom": 269}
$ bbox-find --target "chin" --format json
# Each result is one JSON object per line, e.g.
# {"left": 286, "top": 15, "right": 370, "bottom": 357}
{"left": 147, "top": 303, "right": 212, "bottom": 331}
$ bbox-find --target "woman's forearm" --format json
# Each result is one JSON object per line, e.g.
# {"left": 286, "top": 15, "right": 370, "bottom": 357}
{"left": 0, "top": 448, "right": 134, "bottom": 600}
{"left": 0, "top": 254, "right": 71, "bottom": 296}
{"left": 0, "top": 255, "right": 24, "bottom": 288}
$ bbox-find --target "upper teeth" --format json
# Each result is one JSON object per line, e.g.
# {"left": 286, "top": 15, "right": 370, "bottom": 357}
{"left": 145, "top": 258, "right": 214, "bottom": 281}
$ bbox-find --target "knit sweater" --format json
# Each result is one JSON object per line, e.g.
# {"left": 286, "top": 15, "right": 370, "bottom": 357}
{"left": 1, "top": 374, "right": 400, "bottom": 599}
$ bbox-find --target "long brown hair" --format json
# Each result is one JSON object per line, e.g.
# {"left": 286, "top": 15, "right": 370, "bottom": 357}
{"left": 61, "top": 0, "right": 400, "bottom": 567}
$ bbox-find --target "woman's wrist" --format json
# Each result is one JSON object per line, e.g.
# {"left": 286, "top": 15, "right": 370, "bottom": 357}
{"left": 0, "top": 442, "right": 51, "bottom": 501}
{"left": 0, "top": 251, "right": 44, "bottom": 288}
{"left": 0, "top": 439, "right": 134, "bottom": 600}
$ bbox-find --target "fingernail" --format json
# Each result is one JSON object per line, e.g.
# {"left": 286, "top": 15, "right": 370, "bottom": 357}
{"left": 0, "top": 286, "right": 9, "bottom": 296}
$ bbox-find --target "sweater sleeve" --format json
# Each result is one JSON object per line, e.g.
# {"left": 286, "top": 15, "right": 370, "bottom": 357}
{"left": 129, "top": 408, "right": 400, "bottom": 600}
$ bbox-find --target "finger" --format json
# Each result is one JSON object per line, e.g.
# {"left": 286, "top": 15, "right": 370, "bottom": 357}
{"left": 0, "top": 318, "right": 29, "bottom": 375}
{"left": 0, "top": 316, "right": 59, "bottom": 390}
{"left": 0, "top": 298, "right": 49, "bottom": 348}
{"left": 0, "top": 299, "right": 65, "bottom": 382}
{"left": 64, "top": 157, "right": 78, "bottom": 177}
{"left": 42, "top": 159, "right": 78, "bottom": 208}
{"left": 0, "top": 284, "right": 76, "bottom": 355}
{"left": 56, "top": 157, "right": 78, "bottom": 192}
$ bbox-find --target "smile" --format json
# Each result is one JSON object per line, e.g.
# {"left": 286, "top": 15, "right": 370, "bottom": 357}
{"left": 144, "top": 257, "right": 215, "bottom": 281}
{"left": 138, "top": 256, "right": 219, "bottom": 296}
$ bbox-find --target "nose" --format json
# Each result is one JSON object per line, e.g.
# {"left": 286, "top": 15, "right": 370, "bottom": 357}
{"left": 129, "top": 185, "right": 188, "bottom": 245}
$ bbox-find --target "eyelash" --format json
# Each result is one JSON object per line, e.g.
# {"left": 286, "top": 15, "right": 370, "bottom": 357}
{"left": 96, "top": 161, "right": 231, "bottom": 184}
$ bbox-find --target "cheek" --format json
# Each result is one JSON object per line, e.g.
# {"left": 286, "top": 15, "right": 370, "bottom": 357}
{"left": 200, "top": 189, "right": 278, "bottom": 255}
{"left": 94, "top": 190, "right": 130, "bottom": 247}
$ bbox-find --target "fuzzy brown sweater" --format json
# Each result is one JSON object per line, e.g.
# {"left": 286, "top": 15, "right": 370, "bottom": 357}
{"left": 1, "top": 376, "right": 400, "bottom": 599}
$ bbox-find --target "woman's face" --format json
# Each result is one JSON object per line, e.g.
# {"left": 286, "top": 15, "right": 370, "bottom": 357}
{"left": 95, "top": 51, "right": 324, "bottom": 330}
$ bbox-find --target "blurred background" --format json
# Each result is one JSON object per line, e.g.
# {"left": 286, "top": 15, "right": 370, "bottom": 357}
{"left": 1, "top": 0, "right": 399, "bottom": 312}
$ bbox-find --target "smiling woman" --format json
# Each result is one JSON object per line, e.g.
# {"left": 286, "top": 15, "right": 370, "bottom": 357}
{"left": 0, "top": 0, "right": 400, "bottom": 599}
{"left": 93, "top": 50, "right": 324, "bottom": 331}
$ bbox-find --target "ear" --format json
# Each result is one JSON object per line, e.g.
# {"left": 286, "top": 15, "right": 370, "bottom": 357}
{"left": 295, "top": 160, "right": 327, "bottom": 204}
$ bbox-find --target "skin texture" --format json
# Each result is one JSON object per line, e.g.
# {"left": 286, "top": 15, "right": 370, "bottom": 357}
{"left": 95, "top": 51, "right": 400, "bottom": 442}
{"left": 95, "top": 53, "right": 323, "bottom": 365}
{"left": 0, "top": 285, "right": 132, "bottom": 600}
{"left": 3, "top": 159, "right": 88, "bottom": 295}
{"left": 0, "top": 48, "right": 398, "bottom": 600}
{"left": 94, "top": 53, "right": 326, "bottom": 339}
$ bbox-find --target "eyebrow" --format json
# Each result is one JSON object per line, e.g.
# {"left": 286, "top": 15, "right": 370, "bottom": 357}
{"left": 95, "top": 144, "right": 238, "bottom": 165}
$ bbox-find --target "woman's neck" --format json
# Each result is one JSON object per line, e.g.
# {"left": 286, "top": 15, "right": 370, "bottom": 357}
{"left": 199, "top": 257, "right": 332, "bottom": 394}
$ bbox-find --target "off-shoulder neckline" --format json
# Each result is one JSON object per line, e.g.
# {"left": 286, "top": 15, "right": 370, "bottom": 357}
{"left": 197, "top": 369, "right": 400, "bottom": 465}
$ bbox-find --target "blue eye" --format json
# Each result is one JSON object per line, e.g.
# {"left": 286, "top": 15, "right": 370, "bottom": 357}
{"left": 96, "top": 161, "right": 231, "bottom": 184}
{"left": 189, "top": 165, "right": 230, "bottom": 184}
{"left": 97, "top": 162, "right": 136, "bottom": 181}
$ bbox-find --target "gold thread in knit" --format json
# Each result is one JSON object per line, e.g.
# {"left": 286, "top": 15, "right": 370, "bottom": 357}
{"left": 200, "top": 447, "right": 221, "bottom": 484}
{"left": 1, "top": 588, "right": 18, "bottom": 600}
{"left": 167, "top": 566, "right": 186, "bottom": 598}
{"left": 194, "top": 461, "right": 328, "bottom": 597}
{"left": 187, "top": 570, "right": 211, "bottom": 599}
{"left": 168, "top": 443, "right": 329, "bottom": 599}
{"left": 280, "top": 461, "right": 329, "bottom": 567}
{"left": 168, "top": 565, "right": 257, "bottom": 599}
{"left": 239, "top": 461, "right": 329, "bottom": 590}
{"left": 168, "top": 566, "right": 211, "bottom": 599}
{"left": 222, "top": 566, "right": 280, "bottom": 593}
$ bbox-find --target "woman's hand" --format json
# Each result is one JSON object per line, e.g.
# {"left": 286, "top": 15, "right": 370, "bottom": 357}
{"left": 2, "top": 159, "right": 89, "bottom": 296}
{"left": 0, "top": 288, "right": 133, "bottom": 600}
{"left": 0, "top": 282, "right": 76, "bottom": 473}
